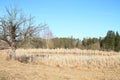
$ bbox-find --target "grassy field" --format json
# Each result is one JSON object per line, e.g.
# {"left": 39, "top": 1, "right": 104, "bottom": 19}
{"left": 0, "top": 49, "right": 120, "bottom": 80}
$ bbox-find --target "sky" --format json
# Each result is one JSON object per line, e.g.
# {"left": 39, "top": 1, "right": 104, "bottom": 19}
{"left": 0, "top": 0, "right": 120, "bottom": 39}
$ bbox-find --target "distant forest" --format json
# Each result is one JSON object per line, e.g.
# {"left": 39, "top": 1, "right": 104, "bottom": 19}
{"left": 1, "top": 30, "right": 119, "bottom": 52}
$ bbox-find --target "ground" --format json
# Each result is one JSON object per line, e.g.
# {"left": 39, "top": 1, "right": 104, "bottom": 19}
{"left": 0, "top": 55, "right": 120, "bottom": 80}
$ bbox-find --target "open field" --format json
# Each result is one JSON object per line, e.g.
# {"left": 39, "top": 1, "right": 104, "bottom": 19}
{"left": 6, "top": 49, "right": 120, "bottom": 68}
{"left": 0, "top": 49, "right": 120, "bottom": 80}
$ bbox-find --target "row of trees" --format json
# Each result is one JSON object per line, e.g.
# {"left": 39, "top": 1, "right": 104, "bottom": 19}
{"left": 100, "top": 31, "right": 120, "bottom": 51}
{"left": 82, "top": 31, "right": 120, "bottom": 52}
{"left": 15, "top": 37, "right": 81, "bottom": 49}
{"left": 13, "top": 30, "right": 120, "bottom": 52}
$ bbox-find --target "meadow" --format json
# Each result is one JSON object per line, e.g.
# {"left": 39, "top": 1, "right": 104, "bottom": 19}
{"left": 13, "top": 49, "right": 120, "bottom": 68}
{"left": 0, "top": 48, "right": 120, "bottom": 80}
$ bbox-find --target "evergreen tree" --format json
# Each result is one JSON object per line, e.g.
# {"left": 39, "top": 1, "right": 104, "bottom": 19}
{"left": 104, "top": 30, "right": 115, "bottom": 51}
{"left": 99, "top": 37, "right": 105, "bottom": 50}
{"left": 115, "top": 32, "right": 120, "bottom": 51}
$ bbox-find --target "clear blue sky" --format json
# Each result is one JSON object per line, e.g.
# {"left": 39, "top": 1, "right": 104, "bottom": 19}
{"left": 0, "top": 0, "right": 120, "bottom": 39}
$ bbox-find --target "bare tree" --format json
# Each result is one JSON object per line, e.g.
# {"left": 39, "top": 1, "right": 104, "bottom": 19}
{"left": 42, "top": 27, "right": 53, "bottom": 48}
{"left": 0, "top": 7, "right": 46, "bottom": 60}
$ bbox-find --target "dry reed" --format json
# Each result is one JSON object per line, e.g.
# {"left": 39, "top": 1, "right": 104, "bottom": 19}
{"left": 1, "top": 48, "right": 120, "bottom": 68}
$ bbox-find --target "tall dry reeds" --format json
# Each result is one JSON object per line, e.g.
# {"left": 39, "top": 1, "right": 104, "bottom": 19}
{"left": 1, "top": 48, "right": 120, "bottom": 68}
{"left": 33, "top": 54, "right": 120, "bottom": 68}
{"left": 15, "top": 48, "right": 118, "bottom": 56}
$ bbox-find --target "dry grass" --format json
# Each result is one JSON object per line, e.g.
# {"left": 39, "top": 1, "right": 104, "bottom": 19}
{"left": 15, "top": 48, "right": 118, "bottom": 56}
{"left": 33, "top": 54, "right": 120, "bottom": 68}
{"left": 13, "top": 49, "right": 120, "bottom": 68}
{"left": 0, "top": 54, "right": 120, "bottom": 80}
{"left": 1, "top": 48, "right": 120, "bottom": 68}
{"left": 0, "top": 49, "right": 120, "bottom": 80}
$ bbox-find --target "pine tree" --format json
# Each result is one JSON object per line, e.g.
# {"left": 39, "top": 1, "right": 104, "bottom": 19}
{"left": 115, "top": 32, "right": 120, "bottom": 52}
{"left": 104, "top": 30, "right": 115, "bottom": 51}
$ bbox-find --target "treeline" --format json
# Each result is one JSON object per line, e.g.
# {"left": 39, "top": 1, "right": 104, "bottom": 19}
{"left": 82, "top": 30, "right": 120, "bottom": 51}
{"left": 19, "top": 30, "right": 120, "bottom": 52}
{"left": 0, "top": 30, "right": 120, "bottom": 52}
{"left": 100, "top": 31, "right": 120, "bottom": 51}
{"left": 17, "top": 37, "right": 82, "bottom": 49}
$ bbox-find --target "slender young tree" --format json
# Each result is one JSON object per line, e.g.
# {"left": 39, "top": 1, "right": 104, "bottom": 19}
{"left": 0, "top": 7, "right": 46, "bottom": 59}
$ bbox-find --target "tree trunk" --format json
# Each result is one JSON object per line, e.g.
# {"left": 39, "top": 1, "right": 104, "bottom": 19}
{"left": 10, "top": 42, "right": 16, "bottom": 60}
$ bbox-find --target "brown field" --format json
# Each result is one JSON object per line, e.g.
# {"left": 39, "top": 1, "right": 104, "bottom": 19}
{"left": 0, "top": 49, "right": 120, "bottom": 80}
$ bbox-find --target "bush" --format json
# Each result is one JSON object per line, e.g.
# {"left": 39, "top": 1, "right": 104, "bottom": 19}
{"left": 16, "top": 55, "right": 34, "bottom": 63}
